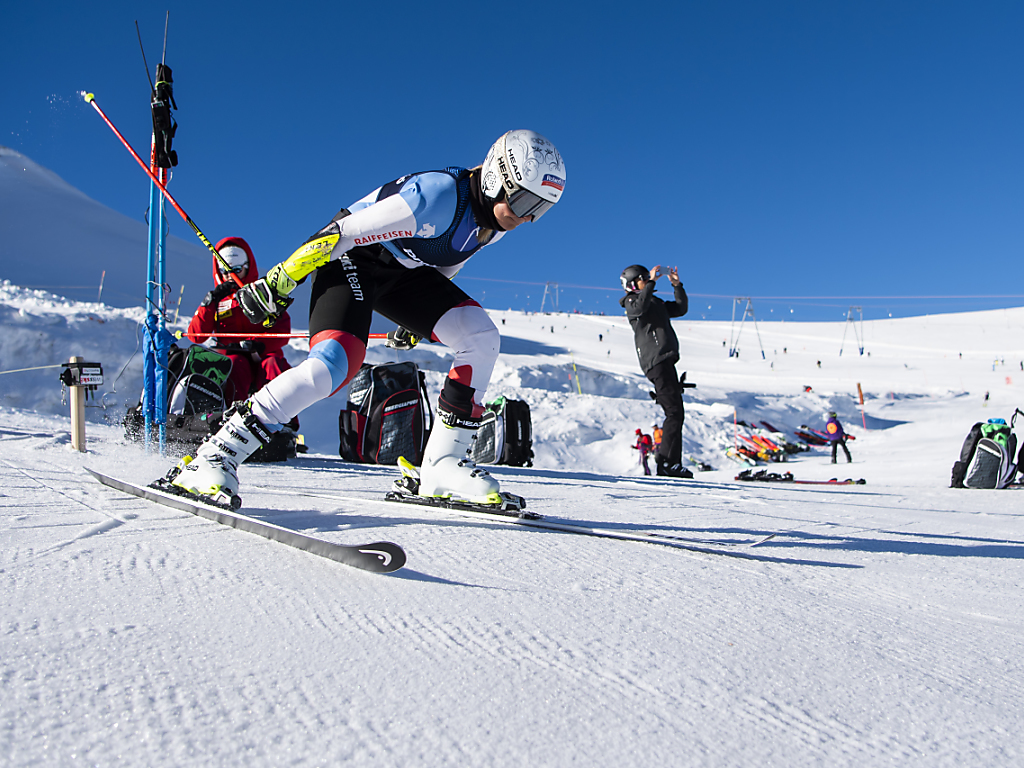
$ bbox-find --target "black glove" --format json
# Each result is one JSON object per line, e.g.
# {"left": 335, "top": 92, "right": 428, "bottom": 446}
{"left": 200, "top": 281, "right": 237, "bottom": 308}
{"left": 386, "top": 326, "right": 419, "bottom": 350}
{"left": 236, "top": 278, "right": 294, "bottom": 328}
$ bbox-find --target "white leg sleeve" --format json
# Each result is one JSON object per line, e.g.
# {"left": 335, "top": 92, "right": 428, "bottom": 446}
{"left": 431, "top": 304, "right": 500, "bottom": 399}
{"left": 250, "top": 357, "right": 335, "bottom": 426}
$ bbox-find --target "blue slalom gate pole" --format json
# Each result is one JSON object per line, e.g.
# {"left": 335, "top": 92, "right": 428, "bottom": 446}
{"left": 144, "top": 166, "right": 174, "bottom": 455}
{"left": 143, "top": 163, "right": 170, "bottom": 454}
{"left": 155, "top": 168, "right": 170, "bottom": 453}
{"left": 143, "top": 172, "right": 159, "bottom": 452}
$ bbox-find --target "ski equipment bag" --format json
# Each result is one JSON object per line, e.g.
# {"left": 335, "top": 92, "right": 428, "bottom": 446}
{"left": 124, "top": 345, "right": 297, "bottom": 462}
{"left": 469, "top": 396, "right": 534, "bottom": 467}
{"left": 953, "top": 413, "right": 1022, "bottom": 488}
{"left": 123, "top": 345, "right": 230, "bottom": 444}
{"left": 339, "top": 361, "right": 433, "bottom": 465}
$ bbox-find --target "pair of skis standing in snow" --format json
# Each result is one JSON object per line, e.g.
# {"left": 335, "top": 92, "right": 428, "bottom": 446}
{"left": 164, "top": 130, "right": 565, "bottom": 512}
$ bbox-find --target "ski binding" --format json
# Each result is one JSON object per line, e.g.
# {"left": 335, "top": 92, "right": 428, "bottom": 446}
{"left": 390, "top": 457, "right": 537, "bottom": 518}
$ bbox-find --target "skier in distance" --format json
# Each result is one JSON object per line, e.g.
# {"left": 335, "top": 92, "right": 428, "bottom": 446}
{"left": 166, "top": 130, "right": 566, "bottom": 509}
{"left": 825, "top": 411, "right": 853, "bottom": 464}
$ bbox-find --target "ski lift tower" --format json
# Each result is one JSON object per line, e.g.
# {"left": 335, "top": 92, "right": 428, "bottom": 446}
{"left": 839, "top": 305, "right": 865, "bottom": 356}
{"left": 540, "top": 282, "right": 559, "bottom": 313}
{"left": 728, "top": 297, "right": 766, "bottom": 359}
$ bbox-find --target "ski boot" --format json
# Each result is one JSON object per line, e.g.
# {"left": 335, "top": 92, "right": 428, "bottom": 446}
{"left": 392, "top": 457, "right": 531, "bottom": 516}
{"left": 164, "top": 401, "right": 274, "bottom": 508}
{"left": 391, "top": 415, "right": 526, "bottom": 513}
{"left": 657, "top": 456, "right": 693, "bottom": 478}
{"left": 419, "top": 417, "right": 500, "bottom": 502}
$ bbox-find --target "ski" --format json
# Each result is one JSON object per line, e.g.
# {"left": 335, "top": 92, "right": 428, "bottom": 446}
{"left": 85, "top": 468, "right": 405, "bottom": 573}
{"left": 245, "top": 485, "right": 778, "bottom": 555}
{"left": 382, "top": 490, "right": 777, "bottom": 552}
{"left": 735, "top": 469, "right": 866, "bottom": 486}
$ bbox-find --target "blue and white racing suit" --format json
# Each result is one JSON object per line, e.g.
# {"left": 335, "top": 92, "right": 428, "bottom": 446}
{"left": 249, "top": 167, "right": 507, "bottom": 428}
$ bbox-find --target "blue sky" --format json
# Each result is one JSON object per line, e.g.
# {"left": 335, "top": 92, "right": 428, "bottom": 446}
{"left": 3, "top": 0, "right": 1022, "bottom": 321}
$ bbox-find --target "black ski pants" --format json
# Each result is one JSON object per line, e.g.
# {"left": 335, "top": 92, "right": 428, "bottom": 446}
{"left": 831, "top": 438, "right": 852, "bottom": 463}
{"left": 646, "top": 359, "right": 684, "bottom": 466}
{"left": 308, "top": 246, "right": 471, "bottom": 343}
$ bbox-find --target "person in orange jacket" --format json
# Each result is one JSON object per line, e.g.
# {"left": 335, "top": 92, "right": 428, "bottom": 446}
{"left": 185, "top": 237, "right": 293, "bottom": 406}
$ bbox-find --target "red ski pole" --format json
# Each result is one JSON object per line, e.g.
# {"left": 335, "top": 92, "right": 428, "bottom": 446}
{"left": 173, "top": 331, "right": 388, "bottom": 340}
{"left": 84, "top": 92, "right": 244, "bottom": 288}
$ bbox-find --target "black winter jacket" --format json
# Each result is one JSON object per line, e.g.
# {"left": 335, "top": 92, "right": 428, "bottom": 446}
{"left": 619, "top": 282, "right": 688, "bottom": 374}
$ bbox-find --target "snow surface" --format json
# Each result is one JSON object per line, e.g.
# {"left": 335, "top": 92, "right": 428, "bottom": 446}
{"left": 3, "top": 285, "right": 1024, "bottom": 767}
{"left": 3, "top": 150, "right": 1024, "bottom": 766}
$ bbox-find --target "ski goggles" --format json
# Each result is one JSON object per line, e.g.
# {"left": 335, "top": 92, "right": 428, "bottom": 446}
{"left": 217, "top": 262, "right": 247, "bottom": 277}
{"left": 506, "top": 187, "right": 556, "bottom": 221}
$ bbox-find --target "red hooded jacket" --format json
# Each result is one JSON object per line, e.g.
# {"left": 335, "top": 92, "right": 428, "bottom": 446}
{"left": 185, "top": 236, "right": 291, "bottom": 356}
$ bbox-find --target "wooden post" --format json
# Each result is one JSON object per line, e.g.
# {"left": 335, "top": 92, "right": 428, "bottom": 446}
{"left": 69, "top": 356, "right": 86, "bottom": 452}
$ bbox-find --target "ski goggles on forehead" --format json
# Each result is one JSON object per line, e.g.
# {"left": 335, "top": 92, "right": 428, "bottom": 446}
{"left": 506, "top": 187, "right": 555, "bottom": 221}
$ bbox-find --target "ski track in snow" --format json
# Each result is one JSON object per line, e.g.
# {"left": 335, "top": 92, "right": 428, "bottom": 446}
{"left": 3, "top": 294, "right": 1024, "bottom": 766}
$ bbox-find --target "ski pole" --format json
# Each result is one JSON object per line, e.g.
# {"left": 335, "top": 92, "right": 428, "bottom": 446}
{"left": 173, "top": 331, "right": 388, "bottom": 340}
{"left": 83, "top": 92, "right": 243, "bottom": 288}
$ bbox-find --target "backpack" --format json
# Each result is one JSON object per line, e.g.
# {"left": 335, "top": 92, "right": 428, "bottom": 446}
{"left": 339, "top": 361, "right": 433, "bottom": 465}
{"left": 952, "top": 411, "right": 1022, "bottom": 489}
{"left": 124, "top": 346, "right": 297, "bottom": 463}
{"left": 124, "top": 346, "right": 230, "bottom": 444}
{"left": 469, "top": 396, "right": 534, "bottom": 467}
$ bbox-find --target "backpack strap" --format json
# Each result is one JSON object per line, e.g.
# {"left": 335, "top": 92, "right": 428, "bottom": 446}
{"left": 418, "top": 370, "right": 434, "bottom": 433}
{"left": 1012, "top": 408, "right": 1024, "bottom": 429}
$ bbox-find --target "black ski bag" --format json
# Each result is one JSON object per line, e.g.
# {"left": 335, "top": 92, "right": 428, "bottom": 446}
{"left": 339, "top": 361, "right": 433, "bottom": 465}
{"left": 469, "top": 396, "right": 534, "bottom": 467}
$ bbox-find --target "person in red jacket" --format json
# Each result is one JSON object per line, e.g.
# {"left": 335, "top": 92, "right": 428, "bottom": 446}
{"left": 632, "top": 428, "right": 654, "bottom": 475}
{"left": 185, "top": 237, "right": 293, "bottom": 406}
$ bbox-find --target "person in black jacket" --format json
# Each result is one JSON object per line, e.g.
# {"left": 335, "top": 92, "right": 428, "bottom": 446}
{"left": 619, "top": 264, "right": 692, "bottom": 478}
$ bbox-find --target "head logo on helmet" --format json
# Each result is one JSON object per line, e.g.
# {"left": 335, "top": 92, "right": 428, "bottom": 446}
{"left": 482, "top": 130, "right": 565, "bottom": 220}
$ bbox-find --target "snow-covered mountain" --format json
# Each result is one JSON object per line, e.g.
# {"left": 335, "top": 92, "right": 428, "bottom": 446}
{"left": 2, "top": 148, "right": 1024, "bottom": 767}
{"left": 0, "top": 146, "right": 210, "bottom": 309}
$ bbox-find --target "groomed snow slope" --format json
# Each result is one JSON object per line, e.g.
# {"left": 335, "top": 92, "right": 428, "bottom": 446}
{"left": 2, "top": 287, "right": 1023, "bottom": 767}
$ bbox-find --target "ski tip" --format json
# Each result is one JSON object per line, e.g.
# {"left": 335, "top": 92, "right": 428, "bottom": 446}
{"left": 358, "top": 542, "right": 407, "bottom": 573}
{"left": 83, "top": 92, "right": 95, "bottom": 103}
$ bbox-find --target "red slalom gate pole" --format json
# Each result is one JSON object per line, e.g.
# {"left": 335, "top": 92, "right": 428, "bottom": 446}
{"left": 83, "top": 92, "right": 244, "bottom": 288}
{"left": 174, "top": 331, "right": 389, "bottom": 340}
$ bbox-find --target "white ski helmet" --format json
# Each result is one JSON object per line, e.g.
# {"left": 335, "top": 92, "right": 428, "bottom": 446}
{"left": 480, "top": 129, "right": 565, "bottom": 220}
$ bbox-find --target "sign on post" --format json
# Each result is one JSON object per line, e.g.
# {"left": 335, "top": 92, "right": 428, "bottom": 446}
{"left": 60, "top": 357, "right": 104, "bottom": 452}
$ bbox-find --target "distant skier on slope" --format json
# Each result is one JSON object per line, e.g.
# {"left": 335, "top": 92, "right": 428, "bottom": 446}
{"left": 163, "top": 130, "right": 566, "bottom": 510}
{"left": 632, "top": 428, "right": 654, "bottom": 475}
{"left": 825, "top": 411, "right": 853, "bottom": 464}
{"left": 619, "top": 264, "right": 692, "bottom": 478}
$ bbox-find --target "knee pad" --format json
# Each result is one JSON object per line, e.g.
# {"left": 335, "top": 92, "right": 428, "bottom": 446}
{"left": 308, "top": 331, "right": 367, "bottom": 395}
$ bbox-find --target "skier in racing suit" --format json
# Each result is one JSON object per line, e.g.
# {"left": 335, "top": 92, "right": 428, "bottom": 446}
{"left": 168, "top": 130, "right": 566, "bottom": 509}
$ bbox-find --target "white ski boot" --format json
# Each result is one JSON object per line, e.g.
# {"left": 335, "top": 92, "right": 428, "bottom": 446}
{"left": 417, "top": 419, "right": 501, "bottom": 504}
{"left": 169, "top": 402, "right": 273, "bottom": 507}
